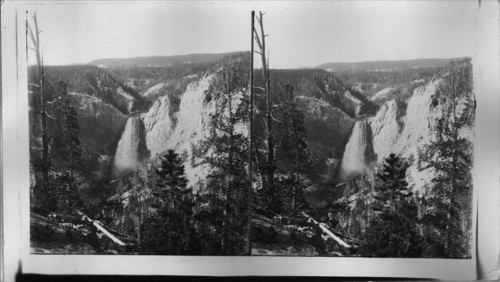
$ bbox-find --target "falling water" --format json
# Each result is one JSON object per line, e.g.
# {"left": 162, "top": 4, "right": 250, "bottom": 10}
{"left": 339, "top": 120, "right": 375, "bottom": 180}
{"left": 114, "top": 117, "right": 141, "bottom": 177}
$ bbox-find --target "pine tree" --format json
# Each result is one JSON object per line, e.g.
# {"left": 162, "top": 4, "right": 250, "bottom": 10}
{"left": 421, "top": 59, "right": 474, "bottom": 258}
{"left": 116, "top": 168, "right": 153, "bottom": 247}
{"left": 41, "top": 81, "right": 86, "bottom": 214}
{"left": 140, "top": 150, "right": 197, "bottom": 255}
{"left": 360, "top": 154, "right": 426, "bottom": 257}
{"left": 336, "top": 173, "right": 375, "bottom": 237}
{"left": 271, "top": 84, "right": 313, "bottom": 217}
{"left": 196, "top": 58, "right": 250, "bottom": 255}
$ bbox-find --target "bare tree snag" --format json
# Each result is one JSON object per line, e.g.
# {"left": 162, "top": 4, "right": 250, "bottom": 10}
{"left": 248, "top": 10, "right": 255, "bottom": 256}
{"left": 254, "top": 11, "right": 275, "bottom": 198}
{"left": 28, "top": 13, "right": 49, "bottom": 194}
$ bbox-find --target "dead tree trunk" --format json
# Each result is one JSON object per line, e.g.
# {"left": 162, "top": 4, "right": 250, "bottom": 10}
{"left": 253, "top": 12, "right": 275, "bottom": 200}
{"left": 248, "top": 10, "right": 255, "bottom": 256}
{"left": 28, "top": 13, "right": 49, "bottom": 194}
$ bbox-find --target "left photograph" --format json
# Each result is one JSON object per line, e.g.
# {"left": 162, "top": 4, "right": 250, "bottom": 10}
{"left": 28, "top": 5, "right": 252, "bottom": 255}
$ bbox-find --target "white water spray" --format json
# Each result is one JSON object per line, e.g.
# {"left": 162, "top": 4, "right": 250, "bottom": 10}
{"left": 114, "top": 117, "right": 141, "bottom": 176}
{"left": 340, "top": 120, "right": 374, "bottom": 180}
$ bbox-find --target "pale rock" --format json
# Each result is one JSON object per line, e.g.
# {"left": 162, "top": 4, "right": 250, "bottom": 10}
{"left": 116, "top": 86, "right": 137, "bottom": 113}
{"left": 370, "top": 87, "right": 393, "bottom": 103}
{"left": 141, "top": 74, "right": 218, "bottom": 189}
{"left": 368, "top": 99, "right": 401, "bottom": 161}
{"left": 142, "top": 82, "right": 166, "bottom": 99}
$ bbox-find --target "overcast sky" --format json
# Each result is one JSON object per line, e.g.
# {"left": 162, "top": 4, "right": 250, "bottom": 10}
{"left": 24, "top": 1, "right": 478, "bottom": 68}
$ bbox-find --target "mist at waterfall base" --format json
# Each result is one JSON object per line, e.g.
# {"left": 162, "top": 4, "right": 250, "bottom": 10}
{"left": 339, "top": 120, "right": 376, "bottom": 181}
{"left": 113, "top": 117, "right": 141, "bottom": 178}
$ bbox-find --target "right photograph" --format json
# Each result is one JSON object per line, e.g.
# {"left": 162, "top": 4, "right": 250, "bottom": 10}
{"left": 248, "top": 15, "right": 475, "bottom": 259}
{"left": 250, "top": 56, "right": 474, "bottom": 258}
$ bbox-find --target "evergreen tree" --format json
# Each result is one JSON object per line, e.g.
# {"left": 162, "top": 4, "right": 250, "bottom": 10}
{"left": 50, "top": 81, "right": 85, "bottom": 171}
{"left": 421, "top": 60, "right": 474, "bottom": 258}
{"left": 335, "top": 173, "right": 375, "bottom": 237}
{"left": 115, "top": 168, "right": 153, "bottom": 247}
{"left": 360, "top": 154, "right": 426, "bottom": 257}
{"left": 269, "top": 84, "right": 313, "bottom": 217}
{"left": 196, "top": 59, "right": 250, "bottom": 255}
{"left": 141, "top": 150, "right": 197, "bottom": 255}
{"left": 37, "top": 81, "right": 86, "bottom": 214}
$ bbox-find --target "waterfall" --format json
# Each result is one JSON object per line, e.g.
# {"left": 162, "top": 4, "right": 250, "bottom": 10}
{"left": 114, "top": 117, "right": 141, "bottom": 177}
{"left": 339, "top": 120, "right": 375, "bottom": 180}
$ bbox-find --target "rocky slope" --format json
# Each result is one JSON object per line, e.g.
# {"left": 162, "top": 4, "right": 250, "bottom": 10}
{"left": 140, "top": 74, "right": 218, "bottom": 188}
{"left": 68, "top": 92, "right": 128, "bottom": 156}
{"left": 339, "top": 65, "right": 474, "bottom": 194}
{"left": 31, "top": 56, "right": 474, "bottom": 198}
{"left": 30, "top": 54, "right": 474, "bottom": 256}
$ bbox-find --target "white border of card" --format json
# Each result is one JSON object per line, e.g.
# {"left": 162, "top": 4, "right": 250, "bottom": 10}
{"left": 2, "top": 1, "right": 499, "bottom": 281}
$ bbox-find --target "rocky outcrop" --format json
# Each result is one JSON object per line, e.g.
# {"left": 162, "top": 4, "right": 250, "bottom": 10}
{"left": 116, "top": 86, "right": 137, "bottom": 113}
{"left": 369, "top": 87, "right": 393, "bottom": 104}
{"left": 140, "top": 94, "right": 175, "bottom": 156}
{"left": 141, "top": 75, "right": 216, "bottom": 156}
{"left": 363, "top": 80, "right": 442, "bottom": 192}
{"left": 141, "top": 82, "right": 167, "bottom": 100}
{"left": 368, "top": 99, "right": 402, "bottom": 161}
{"left": 140, "top": 74, "right": 218, "bottom": 188}
{"left": 366, "top": 77, "right": 474, "bottom": 193}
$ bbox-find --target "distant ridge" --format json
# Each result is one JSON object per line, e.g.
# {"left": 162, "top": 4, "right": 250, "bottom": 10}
{"left": 89, "top": 52, "right": 245, "bottom": 68}
{"left": 317, "top": 57, "right": 469, "bottom": 72}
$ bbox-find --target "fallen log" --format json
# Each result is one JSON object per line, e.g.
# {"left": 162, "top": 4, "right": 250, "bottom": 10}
{"left": 76, "top": 210, "right": 126, "bottom": 246}
{"left": 301, "top": 212, "right": 351, "bottom": 248}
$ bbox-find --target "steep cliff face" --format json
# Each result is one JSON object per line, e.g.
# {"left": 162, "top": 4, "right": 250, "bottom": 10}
{"left": 364, "top": 79, "right": 442, "bottom": 192}
{"left": 366, "top": 77, "right": 474, "bottom": 193}
{"left": 393, "top": 80, "right": 442, "bottom": 193}
{"left": 140, "top": 74, "right": 218, "bottom": 187}
{"left": 141, "top": 74, "right": 216, "bottom": 156}
{"left": 368, "top": 99, "right": 402, "bottom": 161}
{"left": 394, "top": 79, "right": 442, "bottom": 154}
{"left": 140, "top": 94, "right": 175, "bottom": 156}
